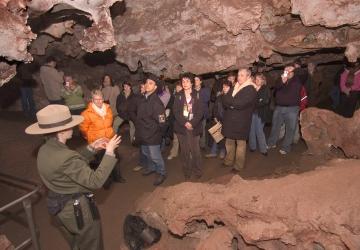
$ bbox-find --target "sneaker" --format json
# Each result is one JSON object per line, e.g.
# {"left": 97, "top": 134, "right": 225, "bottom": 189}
{"left": 153, "top": 174, "right": 166, "bottom": 186}
{"left": 167, "top": 155, "right": 176, "bottom": 160}
{"left": 205, "top": 153, "right": 217, "bottom": 158}
{"left": 194, "top": 174, "right": 202, "bottom": 180}
{"left": 279, "top": 149, "right": 287, "bottom": 155}
{"left": 133, "top": 166, "right": 143, "bottom": 172}
{"left": 267, "top": 145, "right": 276, "bottom": 150}
{"left": 230, "top": 168, "right": 241, "bottom": 174}
{"left": 221, "top": 162, "right": 232, "bottom": 168}
{"left": 218, "top": 152, "right": 226, "bottom": 160}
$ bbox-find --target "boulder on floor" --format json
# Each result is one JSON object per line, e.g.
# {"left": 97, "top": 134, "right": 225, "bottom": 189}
{"left": 136, "top": 159, "right": 360, "bottom": 249}
{"left": 300, "top": 107, "right": 360, "bottom": 158}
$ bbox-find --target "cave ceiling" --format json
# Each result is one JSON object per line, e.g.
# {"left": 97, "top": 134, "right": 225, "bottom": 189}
{"left": 0, "top": 0, "right": 360, "bottom": 85}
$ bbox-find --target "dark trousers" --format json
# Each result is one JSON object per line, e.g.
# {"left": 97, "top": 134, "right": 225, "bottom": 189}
{"left": 177, "top": 131, "right": 202, "bottom": 178}
{"left": 339, "top": 91, "right": 360, "bottom": 118}
{"left": 56, "top": 196, "right": 103, "bottom": 250}
{"left": 90, "top": 150, "right": 122, "bottom": 188}
{"left": 49, "top": 99, "right": 64, "bottom": 105}
{"left": 20, "top": 87, "right": 36, "bottom": 118}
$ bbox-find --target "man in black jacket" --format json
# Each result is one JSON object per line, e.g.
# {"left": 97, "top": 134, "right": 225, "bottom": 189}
{"left": 135, "top": 75, "right": 167, "bottom": 186}
{"left": 267, "top": 65, "right": 302, "bottom": 154}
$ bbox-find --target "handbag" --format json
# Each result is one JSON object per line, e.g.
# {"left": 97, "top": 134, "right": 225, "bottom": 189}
{"left": 208, "top": 121, "right": 224, "bottom": 143}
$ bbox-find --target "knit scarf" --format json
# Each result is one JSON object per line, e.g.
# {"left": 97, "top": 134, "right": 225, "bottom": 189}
{"left": 92, "top": 103, "right": 107, "bottom": 118}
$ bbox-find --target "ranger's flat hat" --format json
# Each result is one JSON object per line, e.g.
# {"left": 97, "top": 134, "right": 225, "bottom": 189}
{"left": 25, "top": 105, "right": 84, "bottom": 135}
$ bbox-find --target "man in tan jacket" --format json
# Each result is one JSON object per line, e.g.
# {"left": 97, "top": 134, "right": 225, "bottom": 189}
{"left": 39, "top": 56, "right": 64, "bottom": 104}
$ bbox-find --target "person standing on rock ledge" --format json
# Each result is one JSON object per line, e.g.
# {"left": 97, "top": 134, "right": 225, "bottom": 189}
{"left": 25, "top": 104, "right": 121, "bottom": 250}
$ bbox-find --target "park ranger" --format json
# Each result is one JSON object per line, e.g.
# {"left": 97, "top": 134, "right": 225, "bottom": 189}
{"left": 25, "top": 104, "right": 121, "bottom": 250}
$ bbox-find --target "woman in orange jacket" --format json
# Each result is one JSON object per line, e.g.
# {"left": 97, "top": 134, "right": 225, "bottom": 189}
{"left": 80, "top": 89, "right": 115, "bottom": 143}
{"left": 80, "top": 89, "right": 125, "bottom": 186}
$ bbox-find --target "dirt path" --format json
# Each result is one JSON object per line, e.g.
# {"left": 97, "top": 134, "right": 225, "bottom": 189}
{"left": 0, "top": 111, "right": 335, "bottom": 249}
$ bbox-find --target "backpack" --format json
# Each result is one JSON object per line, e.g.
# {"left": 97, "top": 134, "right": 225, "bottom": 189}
{"left": 123, "top": 215, "right": 161, "bottom": 250}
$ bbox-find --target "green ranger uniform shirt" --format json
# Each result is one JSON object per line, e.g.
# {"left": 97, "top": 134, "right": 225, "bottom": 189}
{"left": 37, "top": 137, "right": 117, "bottom": 194}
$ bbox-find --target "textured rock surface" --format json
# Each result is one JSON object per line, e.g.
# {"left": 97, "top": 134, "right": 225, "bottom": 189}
{"left": 0, "top": 0, "right": 36, "bottom": 62}
{"left": 1, "top": 0, "right": 360, "bottom": 82}
{"left": 300, "top": 108, "right": 360, "bottom": 158}
{"left": 0, "top": 234, "right": 14, "bottom": 250}
{"left": 42, "top": 20, "right": 75, "bottom": 39}
{"left": 291, "top": 0, "right": 360, "bottom": 27}
{"left": 136, "top": 159, "right": 360, "bottom": 249}
{"left": 112, "top": 0, "right": 360, "bottom": 77}
{"left": 0, "top": 63, "right": 17, "bottom": 87}
{"left": 26, "top": 0, "right": 122, "bottom": 52}
{"left": 0, "top": 0, "right": 36, "bottom": 85}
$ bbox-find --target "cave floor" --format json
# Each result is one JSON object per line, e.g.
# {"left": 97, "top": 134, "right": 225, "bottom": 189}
{"left": 0, "top": 111, "right": 339, "bottom": 250}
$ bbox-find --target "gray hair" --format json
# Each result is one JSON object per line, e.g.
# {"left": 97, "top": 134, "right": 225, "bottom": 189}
{"left": 91, "top": 89, "right": 103, "bottom": 98}
{"left": 238, "top": 68, "right": 251, "bottom": 77}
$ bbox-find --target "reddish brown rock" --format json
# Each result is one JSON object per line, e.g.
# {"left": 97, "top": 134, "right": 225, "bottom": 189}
{"left": 0, "top": 1, "right": 36, "bottom": 62}
{"left": 300, "top": 108, "right": 360, "bottom": 158}
{"left": 27, "top": 0, "right": 121, "bottom": 52}
{"left": 136, "top": 159, "right": 360, "bottom": 249}
{"left": 1, "top": 0, "right": 360, "bottom": 83}
{"left": 0, "top": 63, "right": 16, "bottom": 87}
{"left": 292, "top": 0, "right": 360, "bottom": 27}
{"left": 42, "top": 20, "right": 75, "bottom": 39}
{"left": 0, "top": 235, "right": 15, "bottom": 250}
{"left": 195, "top": 227, "right": 233, "bottom": 250}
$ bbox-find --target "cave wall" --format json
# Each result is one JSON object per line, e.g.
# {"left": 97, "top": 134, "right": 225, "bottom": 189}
{"left": 0, "top": 0, "right": 360, "bottom": 85}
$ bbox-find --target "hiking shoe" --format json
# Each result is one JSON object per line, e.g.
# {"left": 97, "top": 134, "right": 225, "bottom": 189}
{"left": 167, "top": 155, "right": 176, "bottom": 160}
{"left": 133, "top": 166, "right": 143, "bottom": 172}
{"left": 142, "top": 169, "right": 155, "bottom": 176}
{"left": 218, "top": 152, "right": 226, "bottom": 160}
{"left": 279, "top": 149, "right": 287, "bottom": 155}
{"left": 153, "top": 174, "right": 166, "bottom": 186}
{"left": 205, "top": 153, "right": 217, "bottom": 158}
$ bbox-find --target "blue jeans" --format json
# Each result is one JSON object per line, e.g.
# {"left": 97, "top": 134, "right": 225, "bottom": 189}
{"left": 210, "top": 140, "right": 226, "bottom": 155}
{"left": 141, "top": 145, "right": 166, "bottom": 176}
{"left": 268, "top": 106, "right": 299, "bottom": 153}
{"left": 139, "top": 148, "right": 147, "bottom": 167}
{"left": 249, "top": 113, "right": 267, "bottom": 153}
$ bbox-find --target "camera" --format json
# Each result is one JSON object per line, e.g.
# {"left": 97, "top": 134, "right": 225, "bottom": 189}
{"left": 282, "top": 70, "right": 288, "bottom": 78}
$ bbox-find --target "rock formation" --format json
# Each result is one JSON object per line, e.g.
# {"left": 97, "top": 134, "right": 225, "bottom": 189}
{"left": 300, "top": 108, "right": 360, "bottom": 158}
{"left": 26, "top": 0, "right": 122, "bottom": 52}
{"left": 0, "top": 234, "right": 14, "bottom": 250}
{"left": 113, "top": 0, "right": 360, "bottom": 77}
{"left": 0, "top": 0, "right": 360, "bottom": 83}
{"left": 136, "top": 159, "right": 360, "bottom": 249}
{"left": 0, "top": 0, "right": 121, "bottom": 86}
